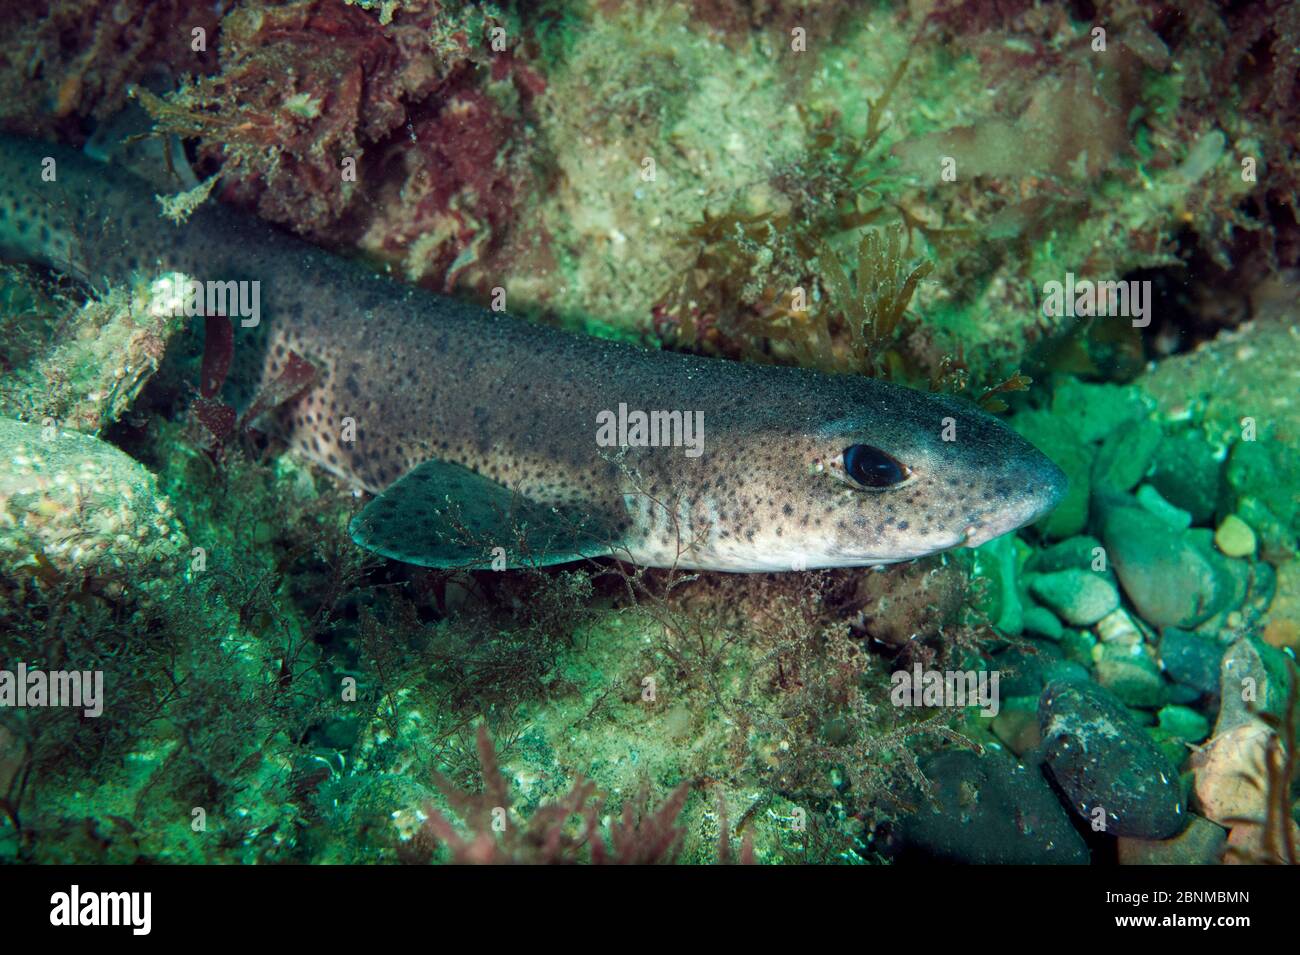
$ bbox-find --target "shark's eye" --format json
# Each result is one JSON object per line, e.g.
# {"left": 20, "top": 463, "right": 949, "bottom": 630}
{"left": 843, "top": 444, "right": 908, "bottom": 488}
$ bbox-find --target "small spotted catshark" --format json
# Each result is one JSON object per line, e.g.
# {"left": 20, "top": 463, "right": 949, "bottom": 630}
{"left": 0, "top": 134, "right": 1066, "bottom": 571}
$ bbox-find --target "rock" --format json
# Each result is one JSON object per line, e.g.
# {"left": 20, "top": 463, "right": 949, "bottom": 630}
{"left": 1029, "top": 569, "right": 1120, "bottom": 626}
{"left": 1157, "top": 629, "right": 1224, "bottom": 699}
{"left": 1166, "top": 683, "right": 1203, "bottom": 706}
{"left": 890, "top": 749, "right": 1089, "bottom": 864}
{"left": 1223, "top": 817, "right": 1300, "bottom": 864}
{"left": 1027, "top": 535, "right": 1106, "bottom": 574}
{"left": 1225, "top": 439, "right": 1300, "bottom": 538}
{"left": 1245, "top": 559, "right": 1277, "bottom": 616}
{"left": 1039, "top": 443, "right": 1092, "bottom": 539}
{"left": 1098, "top": 497, "right": 1232, "bottom": 628}
{"left": 1137, "top": 318, "right": 1300, "bottom": 558}
{"left": 1234, "top": 496, "right": 1296, "bottom": 564}
{"left": 1052, "top": 380, "right": 1149, "bottom": 444}
{"left": 1261, "top": 558, "right": 1300, "bottom": 650}
{"left": 1190, "top": 721, "right": 1272, "bottom": 826}
{"left": 1134, "top": 483, "right": 1193, "bottom": 531}
{"left": 1095, "top": 607, "right": 1145, "bottom": 648}
{"left": 1039, "top": 679, "right": 1186, "bottom": 838}
{"left": 1191, "top": 529, "right": 1251, "bottom": 610}
{"left": 1146, "top": 726, "right": 1190, "bottom": 768}
{"left": 990, "top": 696, "right": 1043, "bottom": 756}
{"left": 1147, "top": 432, "right": 1221, "bottom": 525}
{"left": 0, "top": 417, "right": 188, "bottom": 601}
{"left": 1214, "top": 514, "right": 1257, "bottom": 557}
{"left": 1157, "top": 705, "right": 1209, "bottom": 744}
{"left": 1138, "top": 317, "right": 1299, "bottom": 484}
{"left": 1213, "top": 636, "right": 1292, "bottom": 734}
{"left": 1094, "top": 650, "right": 1168, "bottom": 709}
{"left": 852, "top": 554, "right": 968, "bottom": 647}
{"left": 1117, "top": 815, "right": 1227, "bottom": 865}
{"left": 1048, "top": 660, "right": 1091, "bottom": 686}
{"left": 1059, "top": 629, "right": 1098, "bottom": 668}
{"left": 972, "top": 534, "right": 1023, "bottom": 635}
{"left": 1092, "top": 417, "right": 1163, "bottom": 492}
{"left": 0, "top": 275, "right": 183, "bottom": 434}
{"left": 1023, "top": 604, "right": 1064, "bottom": 641}
{"left": 994, "top": 647, "right": 1057, "bottom": 698}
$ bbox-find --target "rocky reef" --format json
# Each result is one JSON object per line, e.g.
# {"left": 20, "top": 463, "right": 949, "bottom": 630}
{"left": 0, "top": 0, "right": 1297, "bottom": 865}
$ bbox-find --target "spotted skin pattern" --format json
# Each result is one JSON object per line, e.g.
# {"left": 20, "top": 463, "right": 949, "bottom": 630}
{"left": 0, "top": 134, "right": 1066, "bottom": 571}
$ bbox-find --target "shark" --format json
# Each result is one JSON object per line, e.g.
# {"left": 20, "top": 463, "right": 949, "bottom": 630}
{"left": 0, "top": 133, "right": 1066, "bottom": 571}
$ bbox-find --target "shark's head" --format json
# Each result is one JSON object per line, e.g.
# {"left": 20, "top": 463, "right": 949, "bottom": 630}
{"left": 650, "top": 375, "right": 1067, "bottom": 571}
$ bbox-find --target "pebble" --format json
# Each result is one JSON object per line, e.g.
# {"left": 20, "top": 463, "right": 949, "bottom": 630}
{"left": 1214, "top": 636, "right": 1291, "bottom": 734}
{"left": 1029, "top": 569, "right": 1120, "bottom": 626}
{"left": 1225, "top": 440, "right": 1299, "bottom": 538}
{"left": 990, "top": 696, "right": 1043, "bottom": 756}
{"left": 1038, "top": 679, "right": 1185, "bottom": 839}
{"left": 1099, "top": 496, "right": 1232, "bottom": 629}
{"left": 1214, "top": 514, "right": 1256, "bottom": 557}
{"left": 1051, "top": 380, "right": 1149, "bottom": 444}
{"left": 1022, "top": 604, "right": 1064, "bottom": 641}
{"left": 1117, "top": 815, "right": 1226, "bottom": 865}
{"left": 1095, "top": 607, "right": 1145, "bottom": 647}
{"left": 1157, "top": 704, "right": 1209, "bottom": 744}
{"left": 1059, "top": 629, "right": 1098, "bottom": 668}
{"left": 1093, "top": 650, "right": 1168, "bottom": 709}
{"left": 889, "top": 748, "right": 1089, "bottom": 864}
{"left": 1148, "top": 431, "right": 1221, "bottom": 525}
{"left": 1262, "top": 558, "right": 1300, "bottom": 650}
{"left": 1134, "top": 483, "right": 1193, "bottom": 531}
{"left": 1092, "top": 417, "right": 1163, "bottom": 492}
{"left": 1157, "top": 629, "right": 1224, "bottom": 699}
{"left": 1028, "top": 535, "right": 1106, "bottom": 574}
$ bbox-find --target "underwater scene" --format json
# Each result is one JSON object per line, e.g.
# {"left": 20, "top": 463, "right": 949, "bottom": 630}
{"left": 0, "top": 0, "right": 1296, "bottom": 880}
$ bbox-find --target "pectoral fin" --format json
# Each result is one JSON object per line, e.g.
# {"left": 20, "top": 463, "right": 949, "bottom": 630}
{"left": 349, "top": 458, "right": 614, "bottom": 569}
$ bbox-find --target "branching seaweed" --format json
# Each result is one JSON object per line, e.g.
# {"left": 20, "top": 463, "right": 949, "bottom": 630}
{"left": 818, "top": 226, "right": 934, "bottom": 378}
{"left": 422, "top": 725, "right": 690, "bottom": 864}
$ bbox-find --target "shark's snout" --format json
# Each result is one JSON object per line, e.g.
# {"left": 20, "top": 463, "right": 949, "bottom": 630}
{"left": 964, "top": 450, "right": 1068, "bottom": 548}
{"left": 1035, "top": 455, "right": 1070, "bottom": 517}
